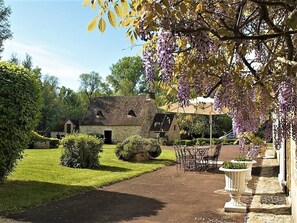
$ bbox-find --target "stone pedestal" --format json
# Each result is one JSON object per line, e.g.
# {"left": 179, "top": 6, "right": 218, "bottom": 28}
{"left": 231, "top": 160, "right": 257, "bottom": 195}
{"left": 219, "top": 167, "right": 249, "bottom": 213}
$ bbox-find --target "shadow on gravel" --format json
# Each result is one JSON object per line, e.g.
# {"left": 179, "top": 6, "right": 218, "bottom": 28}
{"left": 252, "top": 165, "right": 279, "bottom": 177}
{"left": 6, "top": 189, "right": 165, "bottom": 223}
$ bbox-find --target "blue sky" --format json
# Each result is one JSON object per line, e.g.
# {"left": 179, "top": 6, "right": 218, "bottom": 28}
{"left": 2, "top": 0, "right": 142, "bottom": 91}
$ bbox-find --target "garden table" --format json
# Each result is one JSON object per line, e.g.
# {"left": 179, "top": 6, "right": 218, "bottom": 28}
{"left": 185, "top": 147, "right": 210, "bottom": 172}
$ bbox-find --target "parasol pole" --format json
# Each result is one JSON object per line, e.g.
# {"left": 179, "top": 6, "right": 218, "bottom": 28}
{"left": 209, "top": 114, "right": 213, "bottom": 154}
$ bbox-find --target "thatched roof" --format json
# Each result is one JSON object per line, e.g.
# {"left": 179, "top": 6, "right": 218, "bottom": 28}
{"left": 150, "top": 113, "right": 175, "bottom": 132}
{"left": 80, "top": 95, "right": 157, "bottom": 126}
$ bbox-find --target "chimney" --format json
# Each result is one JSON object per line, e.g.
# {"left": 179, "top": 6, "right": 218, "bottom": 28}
{"left": 146, "top": 92, "right": 156, "bottom": 101}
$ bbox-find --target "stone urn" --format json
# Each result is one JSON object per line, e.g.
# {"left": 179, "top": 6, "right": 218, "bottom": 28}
{"left": 219, "top": 167, "right": 249, "bottom": 213}
{"left": 231, "top": 160, "right": 257, "bottom": 195}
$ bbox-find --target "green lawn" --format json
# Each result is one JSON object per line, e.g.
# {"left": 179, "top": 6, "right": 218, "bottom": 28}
{"left": 0, "top": 145, "right": 175, "bottom": 214}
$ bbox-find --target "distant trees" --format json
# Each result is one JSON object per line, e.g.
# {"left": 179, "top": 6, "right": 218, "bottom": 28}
{"left": 0, "top": 0, "right": 12, "bottom": 57}
{"left": 37, "top": 75, "right": 87, "bottom": 132}
{"left": 178, "top": 114, "right": 232, "bottom": 139}
{"left": 4, "top": 53, "right": 152, "bottom": 133}
{"left": 107, "top": 56, "right": 147, "bottom": 95}
{"left": 79, "top": 71, "right": 112, "bottom": 101}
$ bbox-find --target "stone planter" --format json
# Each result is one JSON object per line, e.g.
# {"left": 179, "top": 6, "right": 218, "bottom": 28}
{"left": 231, "top": 160, "right": 257, "bottom": 195}
{"left": 219, "top": 167, "right": 249, "bottom": 213}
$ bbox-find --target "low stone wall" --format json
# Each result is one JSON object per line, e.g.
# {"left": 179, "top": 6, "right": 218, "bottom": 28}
{"left": 33, "top": 141, "right": 50, "bottom": 149}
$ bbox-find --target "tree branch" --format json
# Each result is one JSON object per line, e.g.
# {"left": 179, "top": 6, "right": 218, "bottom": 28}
{"left": 205, "top": 80, "right": 222, "bottom": 97}
{"left": 249, "top": 0, "right": 295, "bottom": 11}
{"left": 277, "top": 57, "right": 297, "bottom": 67}
{"left": 175, "top": 27, "right": 297, "bottom": 41}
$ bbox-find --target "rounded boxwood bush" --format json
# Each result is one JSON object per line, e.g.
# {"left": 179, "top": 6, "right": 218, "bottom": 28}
{"left": 60, "top": 133, "right": 103, "bottom": 168}
{"left": 147, "top": 138, "right": 162, "bottom": 158}
{"left": 115, "top": 135, "right": 162, "bottom": 161}
{"left": 0, "top": 62, "right": 42, "bottom": 182}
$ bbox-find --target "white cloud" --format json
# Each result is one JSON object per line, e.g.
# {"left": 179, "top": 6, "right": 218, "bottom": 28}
{"left": 2, "top": 40, "right": 89, "bottom": 91}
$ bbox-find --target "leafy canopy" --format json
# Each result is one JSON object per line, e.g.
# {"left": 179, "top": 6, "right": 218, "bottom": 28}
{"left": 79, "top": 71, "right": 112, "bottom": 101}
{"left": 85, "top": 0, "right": 297, "bottom": 148}
{"left": 0, "top": 0, "right": 12, "bottom": 56}
{"left": 107, "top": 56, "right": 147, "bottom": 95}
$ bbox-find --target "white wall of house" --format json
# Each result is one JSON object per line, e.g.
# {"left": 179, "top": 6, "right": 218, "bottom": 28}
{"left": 165, "top": 117, "right": 180, "bottom": 142}
{"left": 272, "top": 112, "right": 287, "bottom": 189}
{"left": 50, "top": 119, "right": 76, "bottom": 138}
{"left": 80, "top": 125, "right": 142, "bottom": 143}
{"left": 290, "top": 137, "right": 297, "bottom": 221}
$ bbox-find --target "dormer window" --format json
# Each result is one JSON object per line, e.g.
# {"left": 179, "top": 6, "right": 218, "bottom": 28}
{"left": 96, "top": 110, "right": 104, "bottom": 118}
{"left": 127, "top": 109, "right": 137, "bottom": 117}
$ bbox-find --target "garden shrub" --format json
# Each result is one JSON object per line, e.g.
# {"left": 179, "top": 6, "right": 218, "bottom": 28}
{"left": 49, "top": 139, "right": 60, "bottom": 148}
{"left": 60, "top": 134, "right": 103, "bottom": 168}
{"left": 147, "top": 138, "right": 162, "bottom": 158}
{"left": 28, "top": 131, "right": 60, "bottom": 149}
{"left": 0, "top": 62, "right": 42, "bottom": 182}
{"left": 115, "top": 135, "right": 162, "bottom": 161}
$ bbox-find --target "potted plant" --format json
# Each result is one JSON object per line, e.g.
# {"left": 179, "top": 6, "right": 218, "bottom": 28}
{"left": 231, "top": 156, "right": 257, "bottom": 195}
{"left": 219, "top": 161, "right": 249, "bottom": 213}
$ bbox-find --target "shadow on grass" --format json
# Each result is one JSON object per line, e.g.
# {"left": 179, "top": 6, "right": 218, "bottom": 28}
{"left": 0, "top": 180, "right": 92, "bottom": 215}
{"left": 4, "top": 181, "right": 165, "bottom": 223}
{"left": 136, "top": 158, "right": 175, "bottom": 165}
{"left": 96, "top": 165, "right": 131, "bottom": 172}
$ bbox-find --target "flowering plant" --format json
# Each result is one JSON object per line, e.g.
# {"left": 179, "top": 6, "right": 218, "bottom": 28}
{"left": 234, "top": 132, "right": 264, "bottom": 159}
{"left": 222, "top": 161, "right": 247, "bottom": 169}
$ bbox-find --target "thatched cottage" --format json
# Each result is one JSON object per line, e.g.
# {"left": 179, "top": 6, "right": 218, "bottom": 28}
{"left": 50, "top": 118, "right": 79, "bottom": 138}
{"left": 80, "top": 94, "right": 180, "bottom": 143}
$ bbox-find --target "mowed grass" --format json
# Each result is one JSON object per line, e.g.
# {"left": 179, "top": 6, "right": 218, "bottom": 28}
{"left": 0, "top": 145, "right": 175, "bottom": 214}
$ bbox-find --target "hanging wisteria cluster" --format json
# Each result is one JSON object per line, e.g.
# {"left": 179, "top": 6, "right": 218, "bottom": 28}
{"left": 177, "top": 75, "right": 190, "bottom": 107}
{"left": 273, "top": 79, "right": 297, "bottom": 149}
{"left": 186, "top": 31, "right": 215, "bottom": 62}
{"left": 138, "top": 13, "right": 153, "bottom": 41}
{"left": 157, "top": 30, "right": 175, "bottom": 83}
{"left": 143, "top": 47, "right": 156, "bottom": 83}
{"left": 134, "top": 1, "right": 297, "bottom": 152}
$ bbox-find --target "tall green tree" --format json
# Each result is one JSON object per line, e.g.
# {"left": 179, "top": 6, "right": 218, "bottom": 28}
{"left": 59, "top": 86, "right": 87, "bottom": 119}
{"left": 0, "top": 62, "right": 42, "bottom": 182}
{"left": 8, "top": 53, "right": 19, "bottom": 65}
{"left": 79, "top": 71, "right": 111, "bottom": 101}
{"left": 0, "top": 0, "right": 12, "bottom": 57}
{"left": 37, "top": 75, "right": 62, "bottom": 131}
{"left": 107, "top": 56, "right": 147, "bottom": 95}
{"left": 22, "top": 53, "right": 33, "bottom": 71}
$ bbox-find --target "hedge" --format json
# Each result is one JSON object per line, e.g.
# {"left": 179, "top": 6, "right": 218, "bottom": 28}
{"left": 0, "top": 62, "right": 42, "bottom": 182}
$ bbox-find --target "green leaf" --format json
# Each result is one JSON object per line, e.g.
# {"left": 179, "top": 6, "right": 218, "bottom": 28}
{"left": 114, "top": 4, "right": 122, "bottom": 18}
{"left": 98, "top": 18, "right": 106, "bottom": 33}
{"left": 180, "top": 3, "right": 187, "bottom": 14}
{"left": 108, "top": 10, "right": 116, "bottom": 27}
{"left": 87, "top": 17, "right": 98, "bottom": 31}
{"left": 91, "top": 1, "right": 96, "bottom": 9}
{"left": 121, "top": 0, "right": 128, "bottom": 16}
{"left": 162, "top": 0, "right": 170, "bottom": 8}
{"left": 154, "top": 3, "right": 163, "bottom": 16}
{"left": 82, "top": 0, "right": 90, "bottom": 7}
{"left": 122, "top": 17, "right": 131, "bottom": 27}
{"left": 97, "top": 0, "right": 103, "bottom": 7}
